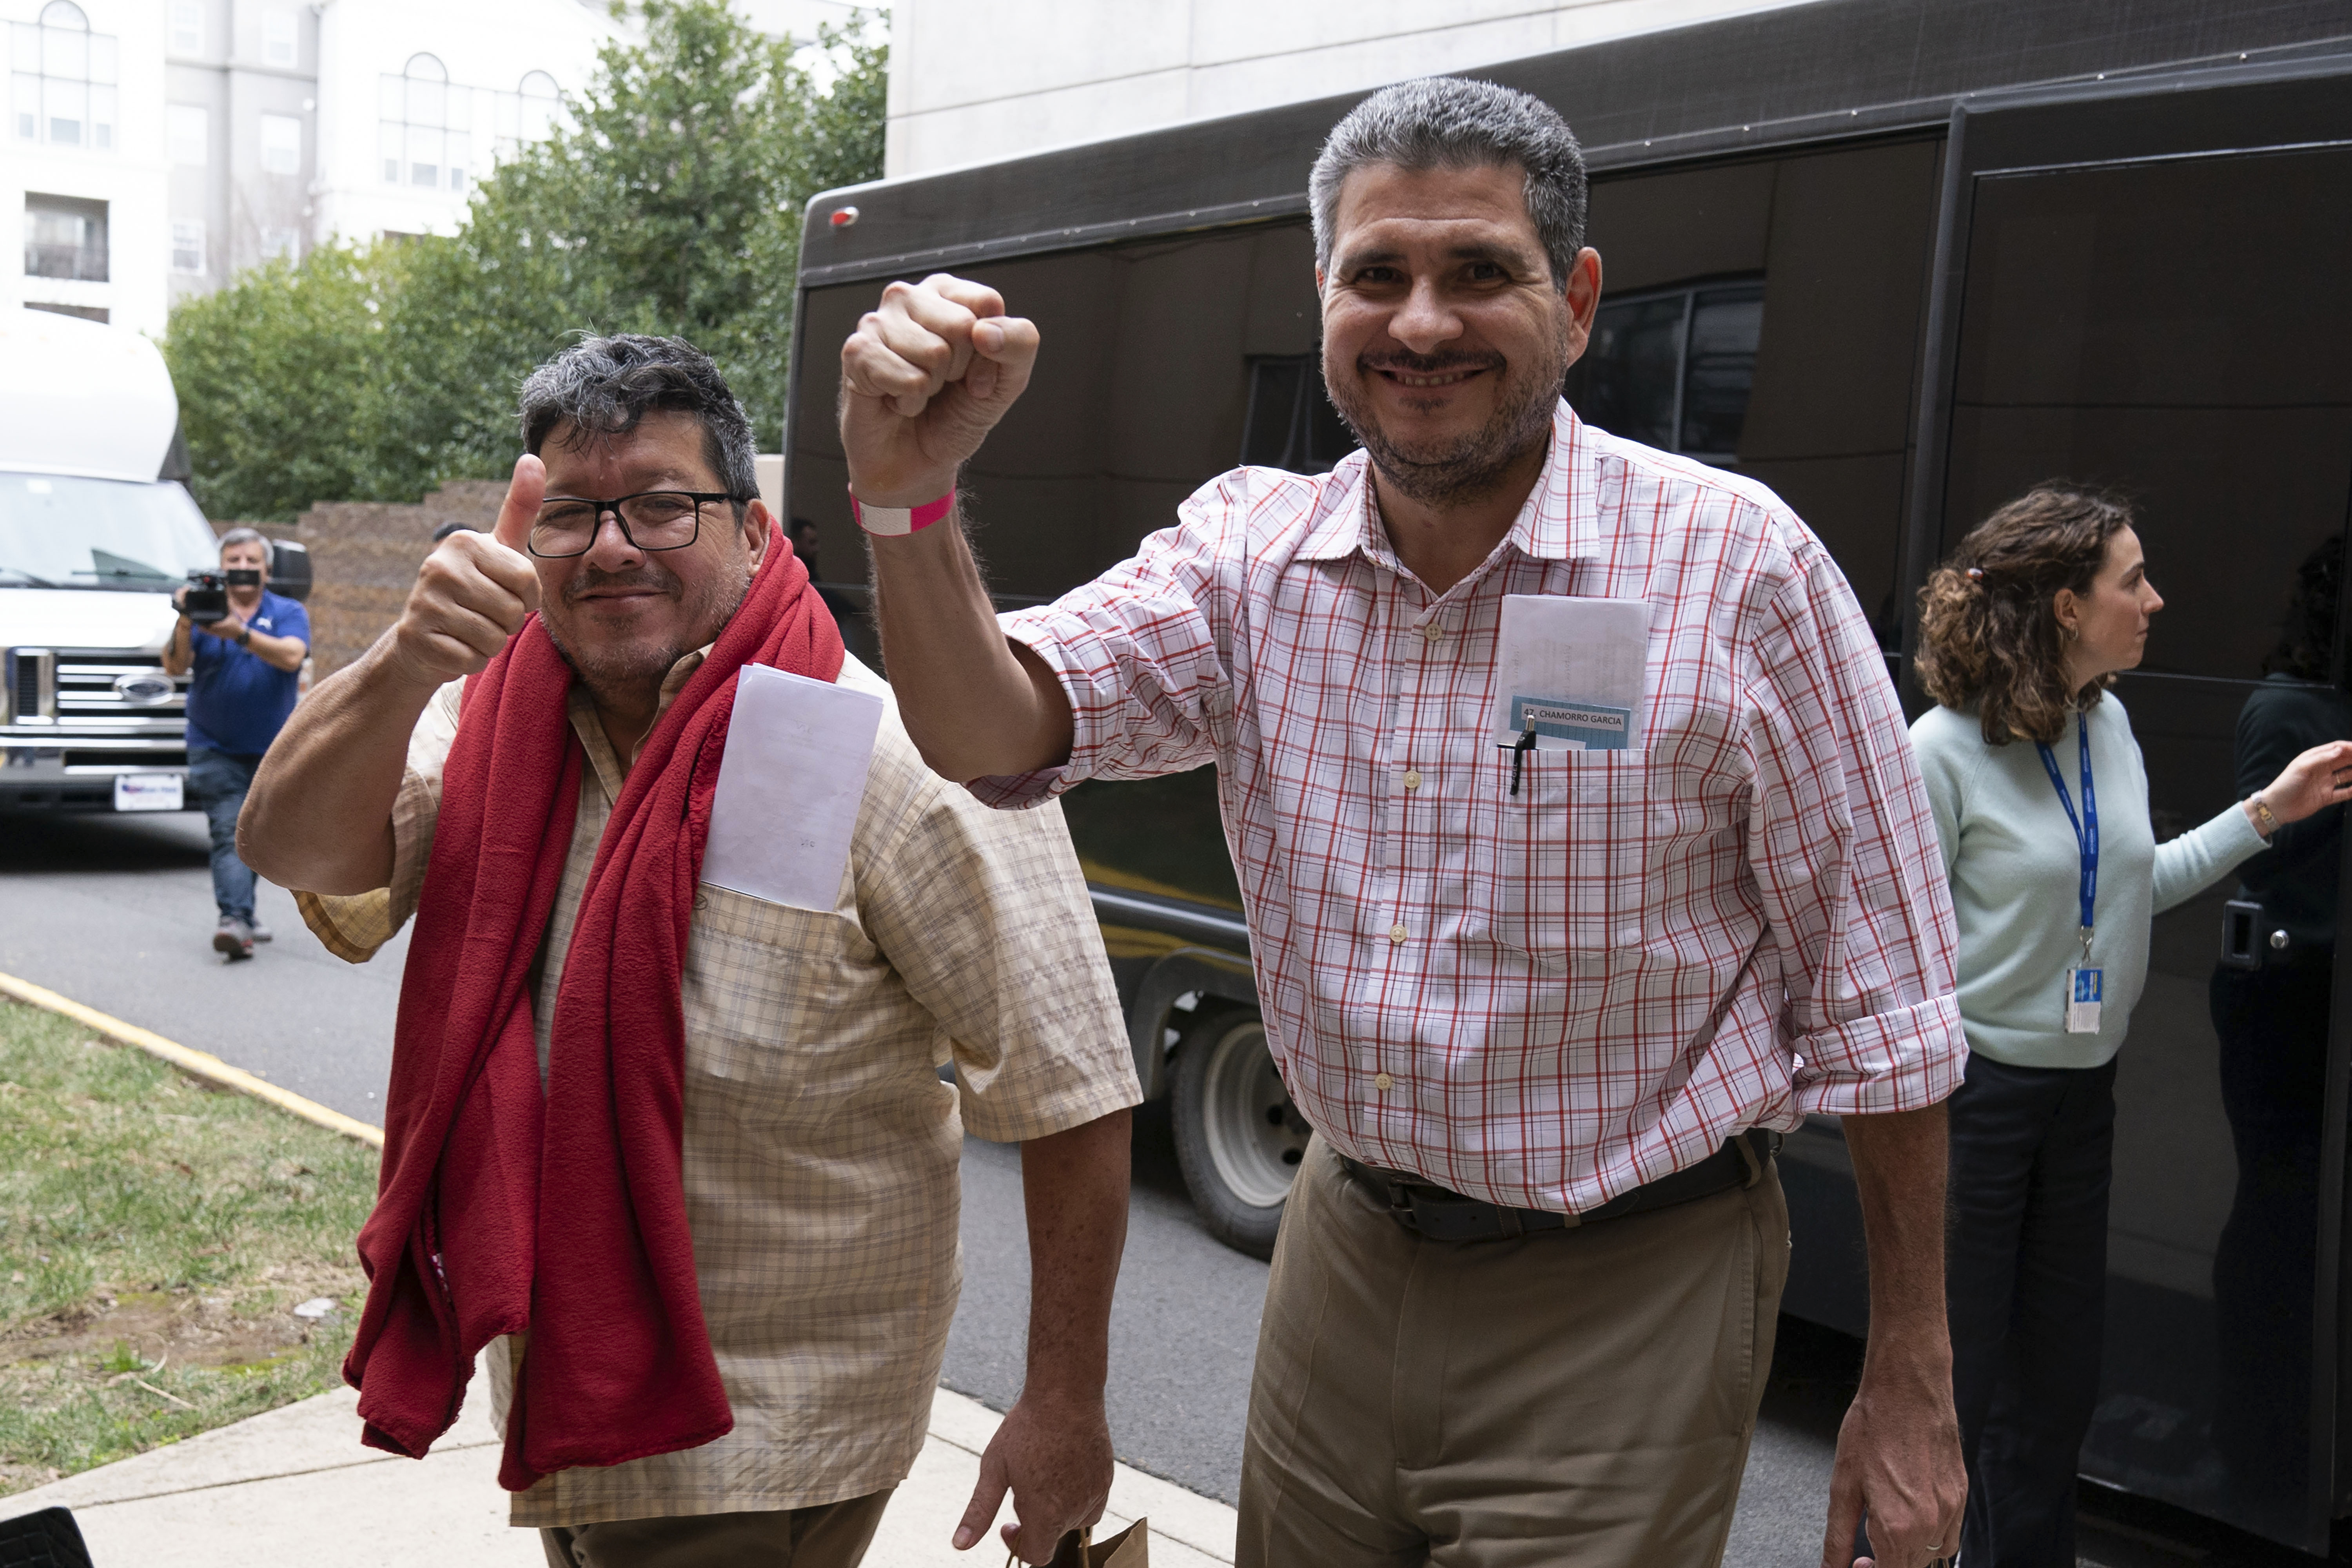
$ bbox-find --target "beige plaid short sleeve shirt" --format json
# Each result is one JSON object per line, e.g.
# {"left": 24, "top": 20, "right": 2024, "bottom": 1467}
{"left": 297, "top": 653, "right": 1139, "bottom": 1526}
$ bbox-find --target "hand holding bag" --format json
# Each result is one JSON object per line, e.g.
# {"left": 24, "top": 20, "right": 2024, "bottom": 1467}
{"left": 1014, "top": 1517, "right": 1149, "bottom": 1567}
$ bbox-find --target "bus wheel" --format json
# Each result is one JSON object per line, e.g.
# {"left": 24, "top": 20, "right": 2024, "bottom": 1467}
{"left": 1172, "top": 1009, "right": 1303, "bottom": 1260}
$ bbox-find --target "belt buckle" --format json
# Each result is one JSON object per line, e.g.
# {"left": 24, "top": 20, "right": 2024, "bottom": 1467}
{"left": 1357, "top": 1164, "right": 1423, "bottom": 1232}
{"left": 1735, "top": 1129, "right": 1782, "bottom": 1189}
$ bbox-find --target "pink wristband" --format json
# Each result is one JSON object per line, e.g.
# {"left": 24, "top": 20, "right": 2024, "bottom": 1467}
{"left": 848, "top": 485, "right": 956, "bottom": 538}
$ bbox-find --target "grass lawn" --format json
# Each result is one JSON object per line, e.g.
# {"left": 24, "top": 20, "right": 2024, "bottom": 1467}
{"left": 0, "top": 997, "right": 378, "bottom": 1495}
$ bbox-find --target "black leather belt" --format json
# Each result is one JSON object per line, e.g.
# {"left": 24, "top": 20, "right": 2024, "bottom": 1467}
{"left": 1341, "top": 1129, "right": 1781, "bottom": 1244}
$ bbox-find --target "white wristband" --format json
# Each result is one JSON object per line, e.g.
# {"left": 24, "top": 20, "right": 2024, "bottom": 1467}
{"left": 849, "top": 486, "right": 956, "bottom": 538}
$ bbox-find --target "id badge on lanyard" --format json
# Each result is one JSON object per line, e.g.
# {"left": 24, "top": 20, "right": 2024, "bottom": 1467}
{"left": 2038, "top": 719, "right": 2102, "bottom": 1035}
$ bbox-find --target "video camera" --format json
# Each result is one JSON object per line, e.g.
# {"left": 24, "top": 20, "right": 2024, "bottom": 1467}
{"left": 181, "top": 568, "right": 261, "bottom": 627}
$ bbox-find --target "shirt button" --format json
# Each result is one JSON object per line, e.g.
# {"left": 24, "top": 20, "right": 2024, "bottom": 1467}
{"left": 1419, "top": 622, "right": 1443, "bottom": 643}
{"left": 1388, "top": 923, "right": 1407, "bottom": 944}
{"left": 1402, "top": 769, "right": 1423, "bottom": 790}
{"left": 1373, "top": 1071, "right": 1395, "bottom": 1091}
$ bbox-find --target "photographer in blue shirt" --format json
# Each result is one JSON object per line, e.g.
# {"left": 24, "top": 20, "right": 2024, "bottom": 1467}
{"left": 162, "top": 528, "right": 309, "bottom": 960}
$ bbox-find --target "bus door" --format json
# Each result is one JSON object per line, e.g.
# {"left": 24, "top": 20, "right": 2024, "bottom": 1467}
{"left": 1907, "top": 59, "right": 2352, "bottom": 1552}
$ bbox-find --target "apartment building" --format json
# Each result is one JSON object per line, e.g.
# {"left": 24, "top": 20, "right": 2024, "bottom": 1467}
{"left": 8, "top": 0, "right": 621, "bottom": 337}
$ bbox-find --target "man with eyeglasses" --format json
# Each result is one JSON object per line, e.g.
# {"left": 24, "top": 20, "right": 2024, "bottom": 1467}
{"left": 238, "top": 335, "right": 1140, "bottom": 1567}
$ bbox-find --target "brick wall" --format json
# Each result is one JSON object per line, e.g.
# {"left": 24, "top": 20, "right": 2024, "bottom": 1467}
{"left": 213, "top": 480, "right": 506, "bottom": 680}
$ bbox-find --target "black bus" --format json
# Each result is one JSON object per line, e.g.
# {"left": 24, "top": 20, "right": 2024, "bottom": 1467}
{"left": 784, "top": 0, "right": 2352, "bottom": 1550}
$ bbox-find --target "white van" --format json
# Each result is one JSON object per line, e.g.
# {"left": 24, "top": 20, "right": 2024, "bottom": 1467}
{"left": 0, "top": 310, "right": 305, "bottom": 813}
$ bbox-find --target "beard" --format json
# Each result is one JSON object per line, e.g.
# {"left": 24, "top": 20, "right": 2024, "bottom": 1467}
{"left": 540, "top": 551, "right": 754, "bottom": 707}
{"left": 1323, "top": 323, "right": 1569, "bottom": 509}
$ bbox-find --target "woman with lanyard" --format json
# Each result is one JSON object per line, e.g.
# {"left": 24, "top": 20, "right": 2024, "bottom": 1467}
{"left": 1909, "top": 484, "right": 2352, "bottom": 1566}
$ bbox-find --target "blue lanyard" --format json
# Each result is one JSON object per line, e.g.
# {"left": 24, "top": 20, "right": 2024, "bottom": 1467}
{"left": 2035, "top": 716, "right": 2098, "bottom": 955}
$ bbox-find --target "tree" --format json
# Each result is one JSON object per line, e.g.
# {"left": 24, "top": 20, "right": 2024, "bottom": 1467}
{"left": 160, "top": 246, "right": 403, "bottom": 522}
{"left": 163, "top": 2, "right": 886, "bottom": 518}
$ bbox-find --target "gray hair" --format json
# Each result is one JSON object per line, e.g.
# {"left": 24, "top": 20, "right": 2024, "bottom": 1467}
{"left": 217, "top": 526, "right": 269, "bottom": 560}
{"left": 517, "top": 335, "right": 758, "bottom": 506}
{"left": 1309, "top": 77, "right": 1588, "bottom": 291}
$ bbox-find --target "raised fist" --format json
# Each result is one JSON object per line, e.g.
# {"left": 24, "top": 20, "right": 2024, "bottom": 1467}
{"left": 838, "top": 273, "right": 1039, "bottom": 510}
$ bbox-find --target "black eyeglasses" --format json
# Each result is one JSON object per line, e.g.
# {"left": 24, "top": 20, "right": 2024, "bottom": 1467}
{"left": 528, "top": 490, "right": 749, "bottom": 558}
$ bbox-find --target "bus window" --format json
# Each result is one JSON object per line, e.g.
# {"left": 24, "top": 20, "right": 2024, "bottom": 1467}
{"left": 1240, "top": 353, "right": 1356, "bottom": 473}
{"left": 1570, "top": 277, "right": 1764, "bottom": 462}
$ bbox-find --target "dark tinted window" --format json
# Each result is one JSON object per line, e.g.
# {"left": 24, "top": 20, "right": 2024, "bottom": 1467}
{"left": 1572, "top": 142, "right": 1940, "bottom": 640}
{"left": 1682, "top": 286, "right": 1765, "bottom": 456}
{"left": 791, "top": 226, "right": 1317, "bottom": 913}
{"left": 1239, "top": 353, "right": 1356, "bottom": 473}
{"left": 1572, "top": 279, "right": 1764, "bottom": 461}
{"left": 794, "top": 223, "right": 1319, "bottom": 604}
{"left": 1943, "top": 147, "right": 2352, "bottom": 683}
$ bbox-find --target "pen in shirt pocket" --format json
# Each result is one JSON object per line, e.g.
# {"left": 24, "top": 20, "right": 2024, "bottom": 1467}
{"left": 1505, "top": 726, "right": 1536, "bottom": 797}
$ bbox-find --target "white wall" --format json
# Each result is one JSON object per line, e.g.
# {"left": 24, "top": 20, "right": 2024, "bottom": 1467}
{"left": 313, "top": 0, "right": 621, "bottom": 245}
{"left": 6, "top": 0, "right": 173, "bottom": 337}
{"left": 886, "top": 0, "right": 1823, "bottom": 178}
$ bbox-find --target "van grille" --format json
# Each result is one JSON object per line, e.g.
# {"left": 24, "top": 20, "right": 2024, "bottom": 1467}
{"left": 5, "top": 649, "right": 186, "bottom": 731}
{"left": 63, "top": 658, "right": 187, "bottom": 717}
{"left": 11, "top": 652, "right": 39, "bottom": 720}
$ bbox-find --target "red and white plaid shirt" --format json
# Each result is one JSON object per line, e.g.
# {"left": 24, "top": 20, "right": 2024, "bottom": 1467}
{"left": 981, "top": 401, "right": 1965, "bottom": 1213}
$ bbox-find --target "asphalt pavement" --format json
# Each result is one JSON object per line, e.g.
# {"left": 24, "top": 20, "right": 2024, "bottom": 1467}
{"left": 0, "top": 810, "right": 408, "bottom": 1118}
{"left": 0, "top": 808, "right": 2306, "bottom": 1567}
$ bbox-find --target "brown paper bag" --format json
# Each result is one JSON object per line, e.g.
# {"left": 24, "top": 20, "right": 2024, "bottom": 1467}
{"left": 1020, "top": 1517, "right": 1148, "bottom": 1568}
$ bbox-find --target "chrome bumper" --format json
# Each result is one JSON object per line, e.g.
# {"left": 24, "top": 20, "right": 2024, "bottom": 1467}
{"left": 0, "top": 733, "right": 189, "bottom": 809}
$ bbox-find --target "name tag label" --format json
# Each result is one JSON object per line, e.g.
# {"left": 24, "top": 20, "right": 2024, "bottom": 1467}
{"left": 1507, "top": 696, "right": 1633, "bottom": 752}
{"left": 2064, "top": 966, "right": 2103, "bottom": 1034}
{"left": 701, "top": 665, "right": 883, "bottom": 914}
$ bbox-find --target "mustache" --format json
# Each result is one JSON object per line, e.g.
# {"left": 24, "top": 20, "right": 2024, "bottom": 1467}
{"left": 563, "top": 563, "right": 679, "bottom": 603}
{"left": 1357, "top": 349, "right": 1506, "bottom": 376}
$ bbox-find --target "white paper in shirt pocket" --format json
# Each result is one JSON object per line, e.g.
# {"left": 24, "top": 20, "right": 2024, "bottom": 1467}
{"left": 699, "top": 663, "right": 884, "bottom": 913}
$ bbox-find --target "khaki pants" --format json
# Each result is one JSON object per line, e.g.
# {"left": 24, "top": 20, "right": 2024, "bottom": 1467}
{"left": 1238, "top": 1138, "right": 1789, "bottom": 1567}
{"left": 540, "top": 1490, "right": 893, "bottom": 1568}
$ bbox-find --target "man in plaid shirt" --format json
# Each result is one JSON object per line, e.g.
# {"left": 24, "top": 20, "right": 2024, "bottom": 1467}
{"left": 840, "top": 78, "right": 1968, "bottom": 1568}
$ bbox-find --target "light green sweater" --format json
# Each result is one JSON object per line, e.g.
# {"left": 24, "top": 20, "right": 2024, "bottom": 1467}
{"left": 1910, "top": 693, "right": 2267, "bottom": 1070}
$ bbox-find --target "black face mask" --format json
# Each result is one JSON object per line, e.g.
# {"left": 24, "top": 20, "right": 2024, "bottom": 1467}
{"left": 223, "top": 569, "right": 262, "bottom": 587}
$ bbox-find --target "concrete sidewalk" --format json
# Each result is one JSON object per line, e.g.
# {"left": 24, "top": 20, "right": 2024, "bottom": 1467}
{"left": 0, "top": 1379, "right": 1237, "bottom": 1566}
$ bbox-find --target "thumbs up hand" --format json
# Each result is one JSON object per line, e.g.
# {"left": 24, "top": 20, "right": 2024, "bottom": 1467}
{"left": 388, "top": 454, "right": 548, "bottom": 688}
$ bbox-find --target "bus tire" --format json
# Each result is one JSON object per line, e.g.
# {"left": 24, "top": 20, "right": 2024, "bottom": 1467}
{"left": 1171, "top": 1008, "right": 1304, "bottom": 1260}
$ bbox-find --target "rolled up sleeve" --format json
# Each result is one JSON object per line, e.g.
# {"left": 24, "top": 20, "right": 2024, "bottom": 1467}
{"left": 292, "top": 677, "right": 461, "bottom": 963}
{"left": 972, "top": 495, "right": 1239, "bottom": 810}
{"left": 1742, "top": 536, "right": 1967, "bottom": 1116}
{"left": 860, "top": 723, "right": 1140, "bottom": 1141}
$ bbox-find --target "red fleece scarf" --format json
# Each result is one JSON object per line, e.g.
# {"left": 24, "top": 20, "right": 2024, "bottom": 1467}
{"left": 345, "top": 527, "right": 844, "bottom": 1490}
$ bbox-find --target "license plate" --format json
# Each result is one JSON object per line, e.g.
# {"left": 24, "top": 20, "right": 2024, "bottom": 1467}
{"left": 114, "top": 773, "right": 185, "bottom": 812}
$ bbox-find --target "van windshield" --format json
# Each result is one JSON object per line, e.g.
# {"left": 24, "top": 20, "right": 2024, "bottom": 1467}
{"left": 0, "top": 472, "right": 222, "bottom": 591}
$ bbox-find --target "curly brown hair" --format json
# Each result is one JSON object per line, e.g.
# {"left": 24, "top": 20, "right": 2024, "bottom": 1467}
{"left": 1915, "top": 485, "right": 2133, "bottom": 745}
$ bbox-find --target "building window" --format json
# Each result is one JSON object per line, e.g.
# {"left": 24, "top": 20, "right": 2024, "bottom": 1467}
{"left": 260, "top": 111, "right": 300, "bottom": 175}
{"left": 24, "top": 192, "right": 107, "bottom": 281}
{"left": 10, "top": 1, "right": 119, "bottom": 152}
{"left": 171, "top": 219, "right": 205, "bottom": 274}
{"left": 495, "top": 69, "right": 561, "bottom": 156}
{"left": 378, "top": 53, "right": 470, "bottom": 193}
{"left": 262, "top": 227, "right": 298, "bottom": 263}
{"left": 169, "top": 0, "right": 203, "bottom": 55}
{"left": 168, "top": 102, "right": 207, "bottom": 165}
{"left": 261, "top": 8, "right": 294, "bottom": 67}
{"left": 26, "top": 300, "right": 106, "bottom": 322}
